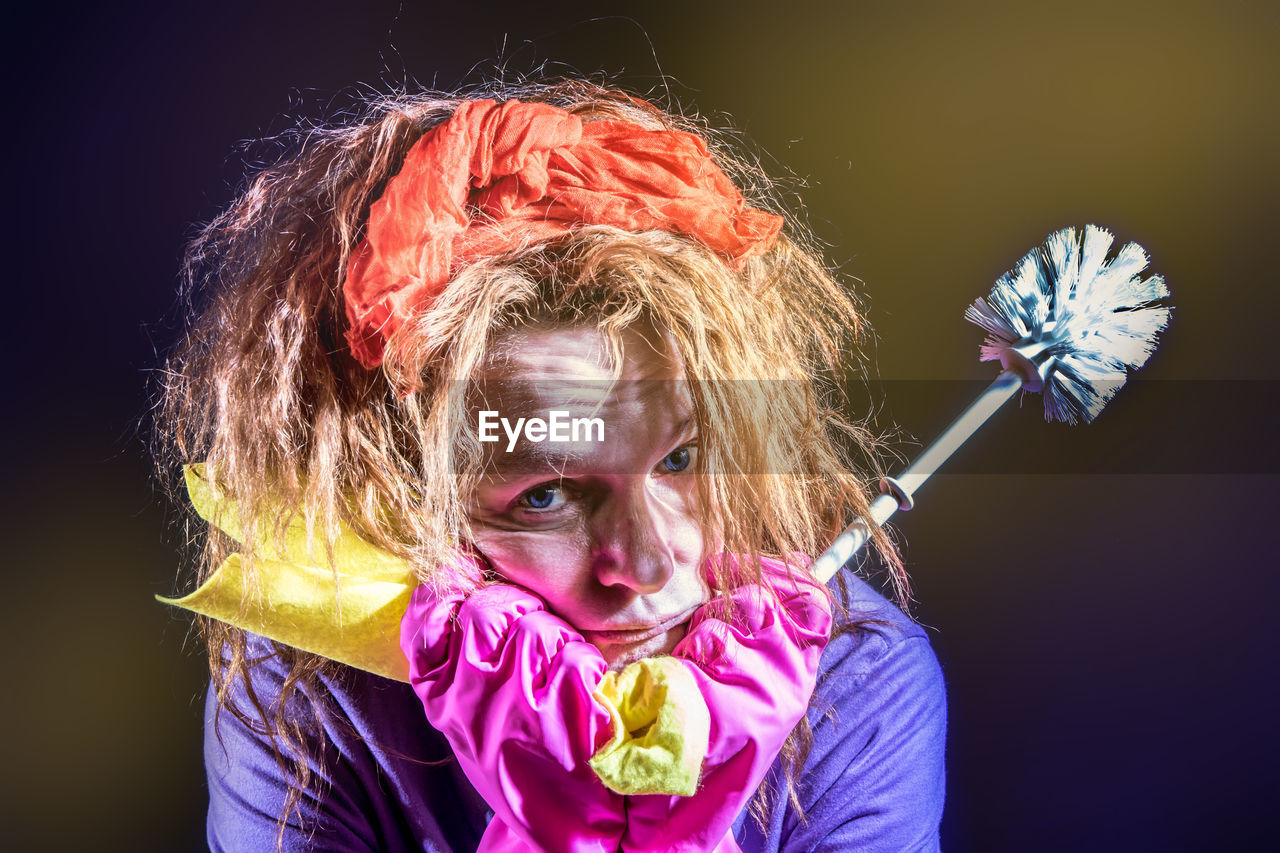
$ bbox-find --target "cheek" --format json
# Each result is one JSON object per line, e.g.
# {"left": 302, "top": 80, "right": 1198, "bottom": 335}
{"left": 470, "top": 527, "right": 592, "bottom": 605}
{"left": 665, "top": 512, "right": 705, "bottom": 569}
{"left": 652, "top": 480, "right": 709, "bottom": 562}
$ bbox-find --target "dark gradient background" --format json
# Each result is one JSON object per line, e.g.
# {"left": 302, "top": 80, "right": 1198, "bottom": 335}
{"left": 3, "top": 1, "right": 1276, "bottom": 850}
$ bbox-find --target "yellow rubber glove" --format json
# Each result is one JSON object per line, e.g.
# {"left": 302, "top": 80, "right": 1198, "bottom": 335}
{"left": 156, "top": 464, "right": 415, "bottom": 682}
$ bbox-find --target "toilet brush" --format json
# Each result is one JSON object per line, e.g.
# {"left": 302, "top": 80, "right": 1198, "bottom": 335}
{"left": 813, "top": 224, "right": 1172, "bottom": 583}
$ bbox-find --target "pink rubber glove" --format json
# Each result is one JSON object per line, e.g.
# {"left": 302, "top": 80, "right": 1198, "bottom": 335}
{"left": 400, "top": 557, "right": 626, "bottom": 853}
{"left": 620, "top": 555, "right": 833, "bottom": 853}
{"left": 401, "top": 552, "right": 830, "bottom": 853}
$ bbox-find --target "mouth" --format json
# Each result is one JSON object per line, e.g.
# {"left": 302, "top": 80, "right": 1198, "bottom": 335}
{"left": 578, "top": 603, "right": 702, "bottom": 648}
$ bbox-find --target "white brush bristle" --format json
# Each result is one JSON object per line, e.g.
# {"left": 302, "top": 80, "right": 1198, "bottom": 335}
{"left": 964, "top": 225, "right": 1172, "bottom": 424}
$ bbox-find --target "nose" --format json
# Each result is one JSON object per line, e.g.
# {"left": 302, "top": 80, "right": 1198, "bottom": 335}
{"left": 590, "top": 479, "right": 676, "bottom": 594}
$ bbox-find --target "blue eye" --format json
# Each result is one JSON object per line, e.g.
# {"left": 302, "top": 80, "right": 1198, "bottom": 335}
{"left": 520, "top": 485, "right": 563, "bottom": 511}
{"left": 662, "top": 447, "right": 692, "bottom": 472}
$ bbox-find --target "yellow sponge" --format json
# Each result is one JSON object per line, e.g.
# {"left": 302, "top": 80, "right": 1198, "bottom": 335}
{"left": 590, "top": 657, "right": 710, "bottom": 796}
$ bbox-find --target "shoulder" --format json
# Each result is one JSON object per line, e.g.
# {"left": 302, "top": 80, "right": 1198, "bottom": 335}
{"left": 205, "top": 633, "right": 488, "bottom": 852}
{"left": 819, "top": 571, "right": 944, "bottom": 695}
{"left": 738, "top": 572, "right": 947, "bottom": 853}
{"left": 807, "top": 573, "right": 947, "bottom": 850}
{"left": 814, "top": 572, "right": 947, "bottom": 767}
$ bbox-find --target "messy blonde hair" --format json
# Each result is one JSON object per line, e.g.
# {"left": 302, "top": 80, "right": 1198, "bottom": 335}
{"left": 154, "top": 77, "right": 904, "bottom": 843}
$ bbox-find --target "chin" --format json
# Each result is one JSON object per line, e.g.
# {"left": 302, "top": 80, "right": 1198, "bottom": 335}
{"left": 598, "top": 622, "right": 689, "bottom": 671}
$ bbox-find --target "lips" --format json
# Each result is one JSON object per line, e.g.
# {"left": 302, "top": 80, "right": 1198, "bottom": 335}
{"left": 578, "top": 603, "right": 702, "bottom": 647}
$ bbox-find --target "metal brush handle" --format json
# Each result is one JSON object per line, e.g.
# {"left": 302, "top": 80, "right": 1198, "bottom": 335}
{"left": 812, "top": 370, "right": 1024, "bottom": 583}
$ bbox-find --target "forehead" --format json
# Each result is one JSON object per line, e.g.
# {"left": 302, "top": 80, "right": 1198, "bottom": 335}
{"left": 470, "top": 323, "right": 694, "bottom": 478}
{"left": 479, "top": 323, "right": 681, "bottom": 383}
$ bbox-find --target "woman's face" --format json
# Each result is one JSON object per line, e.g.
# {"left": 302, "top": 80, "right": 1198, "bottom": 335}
{"left": 465, "top": 323, "right": 710, "bottom": 670}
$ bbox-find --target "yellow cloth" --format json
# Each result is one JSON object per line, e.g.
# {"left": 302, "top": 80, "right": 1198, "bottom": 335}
{"left": 590, "top": 656, "right": 710, "bottom": 796}
{"left": 155, "top": 464, "right": 415, "bottom": 682}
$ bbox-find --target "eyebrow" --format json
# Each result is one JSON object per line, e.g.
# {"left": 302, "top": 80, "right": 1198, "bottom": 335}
{"left": 482, "top": 414, "right": 698, "bottom": 479}
{"left": 485, "top": 443, "right": 596, "bottom": 478}
{"left": 666, "top": 414, "right": 697, "bottom": 444}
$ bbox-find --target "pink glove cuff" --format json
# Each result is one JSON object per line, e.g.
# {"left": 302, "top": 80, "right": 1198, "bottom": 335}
{"left": 620, "top": 555, "right": 832, "bottom": 852}
{"left": 401, "top": 578, "right": 625, "bottom": 852}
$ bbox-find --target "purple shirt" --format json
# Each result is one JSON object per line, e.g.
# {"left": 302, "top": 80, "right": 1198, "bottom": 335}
{"left": 204, "top": 574, "right": 946, "bottom": 851}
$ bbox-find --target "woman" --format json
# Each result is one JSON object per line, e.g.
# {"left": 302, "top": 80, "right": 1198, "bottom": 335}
{"left": 156, "top": 79, "right": 946, "bottom": 851}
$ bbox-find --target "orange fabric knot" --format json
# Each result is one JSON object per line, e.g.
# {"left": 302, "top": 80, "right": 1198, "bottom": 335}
{"left": 342, "top": 99, "right": 783, "bottom": 369}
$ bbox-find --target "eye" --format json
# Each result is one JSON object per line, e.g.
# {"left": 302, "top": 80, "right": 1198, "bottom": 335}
{"left": 518, "top": 484, "right": 565, "bottom": 511}
{"left": 661, "top": 446, "right": 693, "bottom": 473}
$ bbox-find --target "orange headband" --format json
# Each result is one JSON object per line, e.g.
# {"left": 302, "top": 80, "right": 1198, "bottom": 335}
{"left": 342, "top": 99, "right": 783, "bottom": 368}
